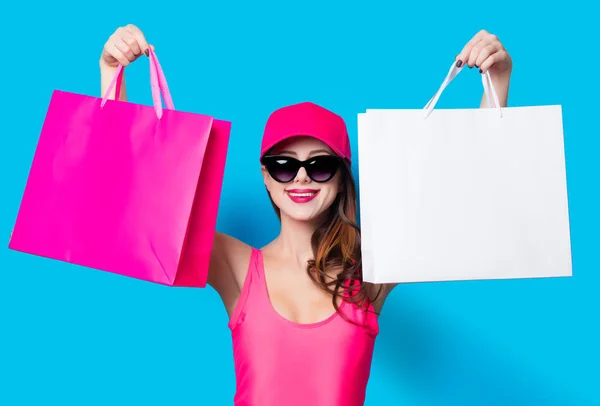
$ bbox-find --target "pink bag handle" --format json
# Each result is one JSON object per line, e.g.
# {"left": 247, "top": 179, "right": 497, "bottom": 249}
{"left": 100, "top": 49, "right": 174, "bottom": 119}
{"left": 148, "top": 49, "right": 174, "bottom": 111}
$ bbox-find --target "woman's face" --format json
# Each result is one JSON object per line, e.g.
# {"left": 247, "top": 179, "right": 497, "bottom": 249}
{"left": 262, "top": 136, "right": 342, "bottom": 223}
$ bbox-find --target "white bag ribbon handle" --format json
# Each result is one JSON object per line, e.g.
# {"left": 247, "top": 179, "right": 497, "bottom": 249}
{"left": 423, "top": 62, "right": 503, "bottom": 119}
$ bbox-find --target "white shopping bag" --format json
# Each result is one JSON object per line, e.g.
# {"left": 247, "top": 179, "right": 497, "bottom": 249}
{"left": 358, "top": 63, "right": 572, "bottom": 284}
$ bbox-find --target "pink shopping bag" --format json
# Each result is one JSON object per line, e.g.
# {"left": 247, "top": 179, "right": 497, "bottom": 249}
{"left": 9, "top": 49, "right": 230, "bottom": 287}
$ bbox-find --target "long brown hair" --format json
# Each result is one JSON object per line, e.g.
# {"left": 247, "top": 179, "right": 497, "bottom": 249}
{"left": 268, "top": 159, "right": 381, "bottom": 319}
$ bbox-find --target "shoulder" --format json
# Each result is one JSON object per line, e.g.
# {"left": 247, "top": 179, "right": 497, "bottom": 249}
{"left": 207, "top": 232, "right": 253, "bottom": 305}
{"left": 363, "top": 282, "right": 397, "bottom": 314}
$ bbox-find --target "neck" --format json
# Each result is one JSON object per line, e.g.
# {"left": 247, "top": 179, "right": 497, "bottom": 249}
{"left": 272, "top": 213, "right": 323, "bottom": 269}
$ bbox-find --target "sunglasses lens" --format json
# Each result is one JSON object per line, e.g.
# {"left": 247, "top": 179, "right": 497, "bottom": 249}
{"left": 265, "top": 158, "right": 298, "bottom": 182}
{"left": 307, "top": 156, "right": 339, "bottom": 182}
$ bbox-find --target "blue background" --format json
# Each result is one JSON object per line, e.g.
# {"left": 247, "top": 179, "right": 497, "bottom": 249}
{"left": 1, "top": 1, "right": 598, "bottom": 405}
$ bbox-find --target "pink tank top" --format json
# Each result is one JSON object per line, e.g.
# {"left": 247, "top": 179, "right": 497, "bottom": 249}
{"left": 228, "top": 248, "right": 379, "bottom": 405}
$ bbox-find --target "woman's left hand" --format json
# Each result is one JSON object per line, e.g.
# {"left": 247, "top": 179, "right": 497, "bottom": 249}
{"left": 456, "top": 30, "right": 512, "bottom": 77}
{"left": 456, "top": 30, "right": 512, "bottom": 107}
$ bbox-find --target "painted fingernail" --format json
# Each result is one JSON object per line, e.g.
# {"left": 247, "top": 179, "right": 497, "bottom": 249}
{"left": 475, "top": 65, "right": 479, "bottom": 69}
{"left": 456, "top": 60, "right": 463, "bottom": 67}
{"left": 144, "top": 49, "right": 149, "bottom": 56}
{"left": 479, "top": 69, "right": 483, "bottom": 73}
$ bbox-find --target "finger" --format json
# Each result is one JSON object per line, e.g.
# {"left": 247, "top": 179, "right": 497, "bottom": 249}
{"left": 456, "top": 29, "right": 488, "bottom": 67}
{"left": 468, "top": 37, "right": 493, "bottom": 67}
{"left": 479, "top": 50, "right": 507, "bottom": 73}
{"left": 456, "top": 42, "right": 475, "bottom": 67}
{"left": 122, "top": 33, "right": 142, "bottom": 57}
{"left": 124, "top": 24, "right": 150, "bottom": 55}
{"left": 143, "top": 44, "right": 156, "bottom": 57}
{"left": 470, "top": 32, "right": 500, "bottom": 67}
{"left": 466, "top": 39, "right": 482, "bottom": 68}
{"left": 114, "top": 40, "right": 136, "bottom": 62}
{"left": 106, "top": 43, "right": 130, "bottom": 66}
{"left": 475, "top": 42, "right": 501, "bottom": 69}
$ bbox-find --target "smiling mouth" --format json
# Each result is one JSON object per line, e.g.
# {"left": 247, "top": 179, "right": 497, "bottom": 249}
{"left": 285, "top": 189, "right": 320, "bottom": 203}
{"left": 287, "top": 191, "right": 317, "bottom": 197}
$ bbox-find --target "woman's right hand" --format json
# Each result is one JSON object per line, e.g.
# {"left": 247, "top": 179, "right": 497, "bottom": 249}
{"left": 100, "top": 24, "right": 153, "bottom": 70}
{"left": 99, "top": 24, "right": 154, "bottom": 100}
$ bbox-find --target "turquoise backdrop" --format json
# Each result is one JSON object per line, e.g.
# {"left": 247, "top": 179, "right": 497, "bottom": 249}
{"left": 1, "top": 1, "right": 598, "bottom": 405}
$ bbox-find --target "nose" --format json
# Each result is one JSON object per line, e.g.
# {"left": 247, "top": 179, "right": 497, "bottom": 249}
{"left": 294, "top": 167, "right": 311, "bottom": 184}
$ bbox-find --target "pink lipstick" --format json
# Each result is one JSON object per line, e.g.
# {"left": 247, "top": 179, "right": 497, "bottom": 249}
{"left": 286, "top": 189, "right": 320, "bottom": 204}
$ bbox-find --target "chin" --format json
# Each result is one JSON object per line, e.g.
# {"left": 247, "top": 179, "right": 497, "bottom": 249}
{"left": 276, "top": 200, "right": 333, "bottom": 223}
{"left": 283, "top": 210, "right": 323, "bottom": 223}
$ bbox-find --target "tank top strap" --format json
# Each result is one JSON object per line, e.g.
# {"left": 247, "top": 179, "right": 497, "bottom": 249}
{"left": 251, "top": 248, "right": 266, "bottom": 280}
{"left": 249, "top": 248, "right": 273, "bottom": 305}
{"left": 341, "top": 277, "right": 365, "bottom": 301}
{"left": 340, "top": 277, "right": 380, "bottom": 337}
{"left": 229, "top": 247, "right": 271, "bottom": 330}
{"left": 228, "top": 248, "right": 266, "bottom": 330}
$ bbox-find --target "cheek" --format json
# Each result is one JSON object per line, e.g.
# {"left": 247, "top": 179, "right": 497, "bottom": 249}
{"left": 325, "top": 177, "right": 341, "bottom": 196}
{"left": 318, "top": 184, "right": 340, "bottom": 205}
{"left": 267, "top": 179, "right": 287, "bottom": 200}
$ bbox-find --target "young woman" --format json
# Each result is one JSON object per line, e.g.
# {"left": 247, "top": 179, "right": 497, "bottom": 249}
{"left": 99, "top": 25, "right": 513, "bottom": 405}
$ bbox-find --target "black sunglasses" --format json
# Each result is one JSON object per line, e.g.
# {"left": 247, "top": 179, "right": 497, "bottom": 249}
{"left": 261, "top": 155, "right": 342, "bottom": 183}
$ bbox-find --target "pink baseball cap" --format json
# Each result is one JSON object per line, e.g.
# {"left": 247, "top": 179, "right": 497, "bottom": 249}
{"left": 260, "top": 101, "right": 352, "bottom": 163}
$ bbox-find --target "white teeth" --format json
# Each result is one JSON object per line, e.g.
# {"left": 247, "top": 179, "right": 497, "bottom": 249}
{"left": 288, "top": 192, "right": 315, "bottom": 197}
